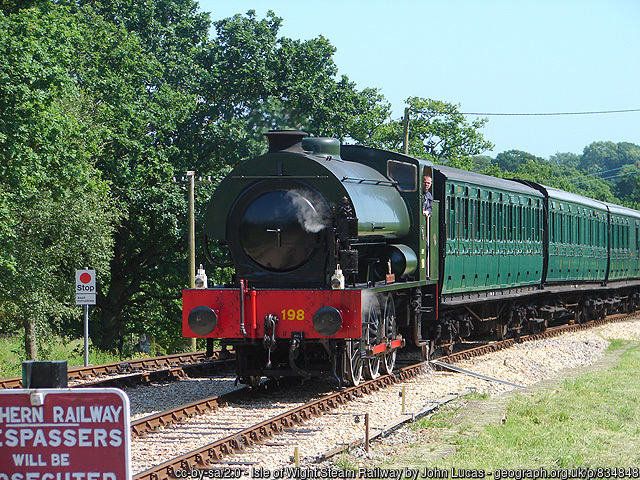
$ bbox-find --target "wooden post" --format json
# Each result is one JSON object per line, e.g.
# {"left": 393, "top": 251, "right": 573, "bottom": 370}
{"left": 365, "top": 413, "right": 370, "bottom": 452}
{"left": 187, "top": 171, "right": 196, "bottom": 351}
{"left": 173, "top": 171, "right": 213, "bottom": 351}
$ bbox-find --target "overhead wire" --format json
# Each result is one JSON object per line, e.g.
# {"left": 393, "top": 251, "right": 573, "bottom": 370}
{"left": 571, "top": 169, "right": 640, "bottom": 186}
{"left": 460, "top": 108, "right": 640, "bottom": 116}
{"left": 565, "top": 165, "right": 635, "bottom": 181}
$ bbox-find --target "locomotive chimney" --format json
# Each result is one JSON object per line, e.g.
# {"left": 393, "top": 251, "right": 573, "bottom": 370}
{"left": 264, "top": 130, "right": 308, "bottom": 153}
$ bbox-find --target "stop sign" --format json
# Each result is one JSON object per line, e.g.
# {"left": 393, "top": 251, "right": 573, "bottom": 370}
{"left": 75, "top": 270, "right": 96, "bottom": 306}
{"left": 75, "top": 270, "right": 96, "bottom": 293}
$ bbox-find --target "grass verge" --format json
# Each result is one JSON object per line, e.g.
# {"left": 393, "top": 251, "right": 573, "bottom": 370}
{"left": 0, "top": 336, "right": 139, "bottom": 379}
{"left": 395, "top": 341, "right": 640, "bottom": 470}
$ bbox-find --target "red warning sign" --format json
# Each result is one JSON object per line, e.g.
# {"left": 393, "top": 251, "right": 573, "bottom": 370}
{"left": 75, "top": 269, "right": 96, "bottom": 306}
{"left": 0, "top": 388, "right": 130, "bottom": 479}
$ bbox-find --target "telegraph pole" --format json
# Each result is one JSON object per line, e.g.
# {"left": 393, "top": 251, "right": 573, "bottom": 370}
{"left": 188, "top": 171, "right": 196, "bottom": 293}
{"left": 402, "top": 107, "right": 410, "bottom": 155}
{"left": 174, "top": 171, "right": 212, "bottom": 351}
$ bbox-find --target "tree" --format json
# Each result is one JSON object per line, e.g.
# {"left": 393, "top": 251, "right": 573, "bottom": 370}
{"left": 579, "top": 141, "right": 640, "bottom": 173}
{"left": 549, "top": 152, "right": 581, "bottom": 169}
{"left": 364, "top": 97, "right": 494, "bottom": 169}
{"left": 613, "top": 165, "right": 640, "bottom": 206}
{"left": 489, "top": 152, "right": 617, "bottom": 204}
{"left": 470, "top": 155, "right": 494, "bottom": 173}
{"left": 0, "top": 7, "right": 115, "bottom": 358}
{"left": 495, "top": 150, "right": 543, "bottom": 173}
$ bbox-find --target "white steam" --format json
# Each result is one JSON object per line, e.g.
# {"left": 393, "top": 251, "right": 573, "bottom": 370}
{"left": 285, "top": 190, "right": 331, "bottom": 233}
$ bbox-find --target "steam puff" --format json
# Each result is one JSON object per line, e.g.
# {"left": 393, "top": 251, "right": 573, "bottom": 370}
{"left": 285, "top": 190, "right": 330, "bottom": 233}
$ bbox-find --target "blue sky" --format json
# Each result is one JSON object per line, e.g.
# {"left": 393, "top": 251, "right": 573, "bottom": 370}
{"left": 198, "top": 0, "right": 640, "bottom": 159}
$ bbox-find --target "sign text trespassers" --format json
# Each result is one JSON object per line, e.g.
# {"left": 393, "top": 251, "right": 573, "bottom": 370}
{"left": 0, "top": 388, "right": 130, "bottom": 480}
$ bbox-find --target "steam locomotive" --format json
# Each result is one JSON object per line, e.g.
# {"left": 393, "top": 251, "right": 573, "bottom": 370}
{"left": 182, "top": 130, "right": 640, "bottom": 386}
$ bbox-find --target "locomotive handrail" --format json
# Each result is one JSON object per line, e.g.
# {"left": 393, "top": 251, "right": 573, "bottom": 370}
{"left": 341, "top": 176, "right": 398, "bottom": 186}
{"left": 232, "top": 175, "right": 330, "bottom": 179}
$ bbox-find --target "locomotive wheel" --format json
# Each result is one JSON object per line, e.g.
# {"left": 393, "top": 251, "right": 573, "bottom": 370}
{"left": 363, "top": 297, "right": 382, "bottom": 380}
{"left": 344, "top": 340, "right": 363, "bottom": 386}
{"left": 364, "top": 301, "right": 382, "bottom": 380}
{"left": 345, "top": 296, "right": 383, "bottom": 386}
{"left": 364, "top": 352, "right": 380, "bottom": 380}
{"left": 381, "top": 294, "right": 397, "bottom": 375}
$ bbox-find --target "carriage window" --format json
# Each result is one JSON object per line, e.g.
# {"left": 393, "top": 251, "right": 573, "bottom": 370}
{"left": 463, "top": 198, "right": 470, "bottom": 240}
{"left": 477, "top": 201, "right": 483, "bottom": 240}
{"left": 387, "top": 160, "right": 417, "bottom": 192}
{"left": 448, "top": 195, "right": 456, "bottom": 239}
{"left": 568, "top": 215, "right": 573, "bottom": 244}
{"left": 626, "top": 224, "right": 630, "bottom": 249}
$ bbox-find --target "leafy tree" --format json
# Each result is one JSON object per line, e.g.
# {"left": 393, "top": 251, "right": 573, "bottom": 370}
{"left": 490, "top": 152, "right": 617, "bottom": 204}
{"left": 579, "top": 141, "right": 640, "bottom": 173}
{"left": 0, "top": 7, "right": 115, "bottom": 358}
{"left": 189, "top": 11, "right": 391, "bottom": 168}
{"left": 364, "top": 97, "right": 494, "bottom": 169}
{"left": 495, "top": 150, "right": 544, "bottom": 173}
{"left": 549, "top": 152, "right": 581, "bottom": 169}
{"left": 612, "top": 165, "right": 640, "bottom": 207}
{"left": 470, "top": 155, "right": 494, "bottom": 173}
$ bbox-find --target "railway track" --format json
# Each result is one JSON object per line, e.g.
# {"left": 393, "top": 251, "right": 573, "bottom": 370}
{"left": 437, "top": 312, "right": 632, "bottom": 365}
{"left": 0, "top": 350, "right": 233, "bottom": 389}
{"left": 130, "top": 311, "right": 639, "bottom": 478}
{"left": 132, "top": 363, "right": 427, "bottom": 480}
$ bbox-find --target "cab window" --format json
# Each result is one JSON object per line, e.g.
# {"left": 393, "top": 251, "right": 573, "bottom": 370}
{"left": 387, "top": 160, "right": 417, "bottom": 192}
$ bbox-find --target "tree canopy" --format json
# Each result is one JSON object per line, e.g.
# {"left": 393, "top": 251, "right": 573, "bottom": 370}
{"left": 361, "top": 97, "right": 494, "bottom": 169}
{"left": 0, "top": 6, "right": 116, "bottom": 357}
{"left": 472, "top": 141, "right": 640, "bottom": 206}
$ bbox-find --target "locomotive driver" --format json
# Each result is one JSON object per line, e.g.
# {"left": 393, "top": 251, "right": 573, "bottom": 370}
{"left": 422, "top": 174, "right": 433, "bottom": 277}
{"left": 422, "top": 175, "right": 433, "bottom": 217}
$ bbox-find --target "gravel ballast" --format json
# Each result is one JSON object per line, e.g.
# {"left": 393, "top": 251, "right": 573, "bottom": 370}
{"left": 128, "top": 318, "right": 640, "bottom": 474}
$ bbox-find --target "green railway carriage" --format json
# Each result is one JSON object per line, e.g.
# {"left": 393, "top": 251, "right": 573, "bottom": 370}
{"left": 433, "top": 166, "right": 544, "bottom": 296}
{"left": 544, "top": 187, "right": 609, "bottom": 284}
{"left": 605, "top": 203, "right": 640, "bottom": 281}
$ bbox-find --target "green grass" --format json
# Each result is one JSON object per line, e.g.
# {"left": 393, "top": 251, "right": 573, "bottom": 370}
{"left": 400, "top": 342, "right": 640, "bottom": 469}
{"left": 0, "top": 336, "right": 140, "bottom": 379}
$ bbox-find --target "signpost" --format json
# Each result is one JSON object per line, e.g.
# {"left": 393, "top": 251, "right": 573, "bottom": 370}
{"left": 0, "top": 388, "right": 131, "bottom": 479}
{"left": 75, "top": 269, "right": 96, "bottom": 366}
